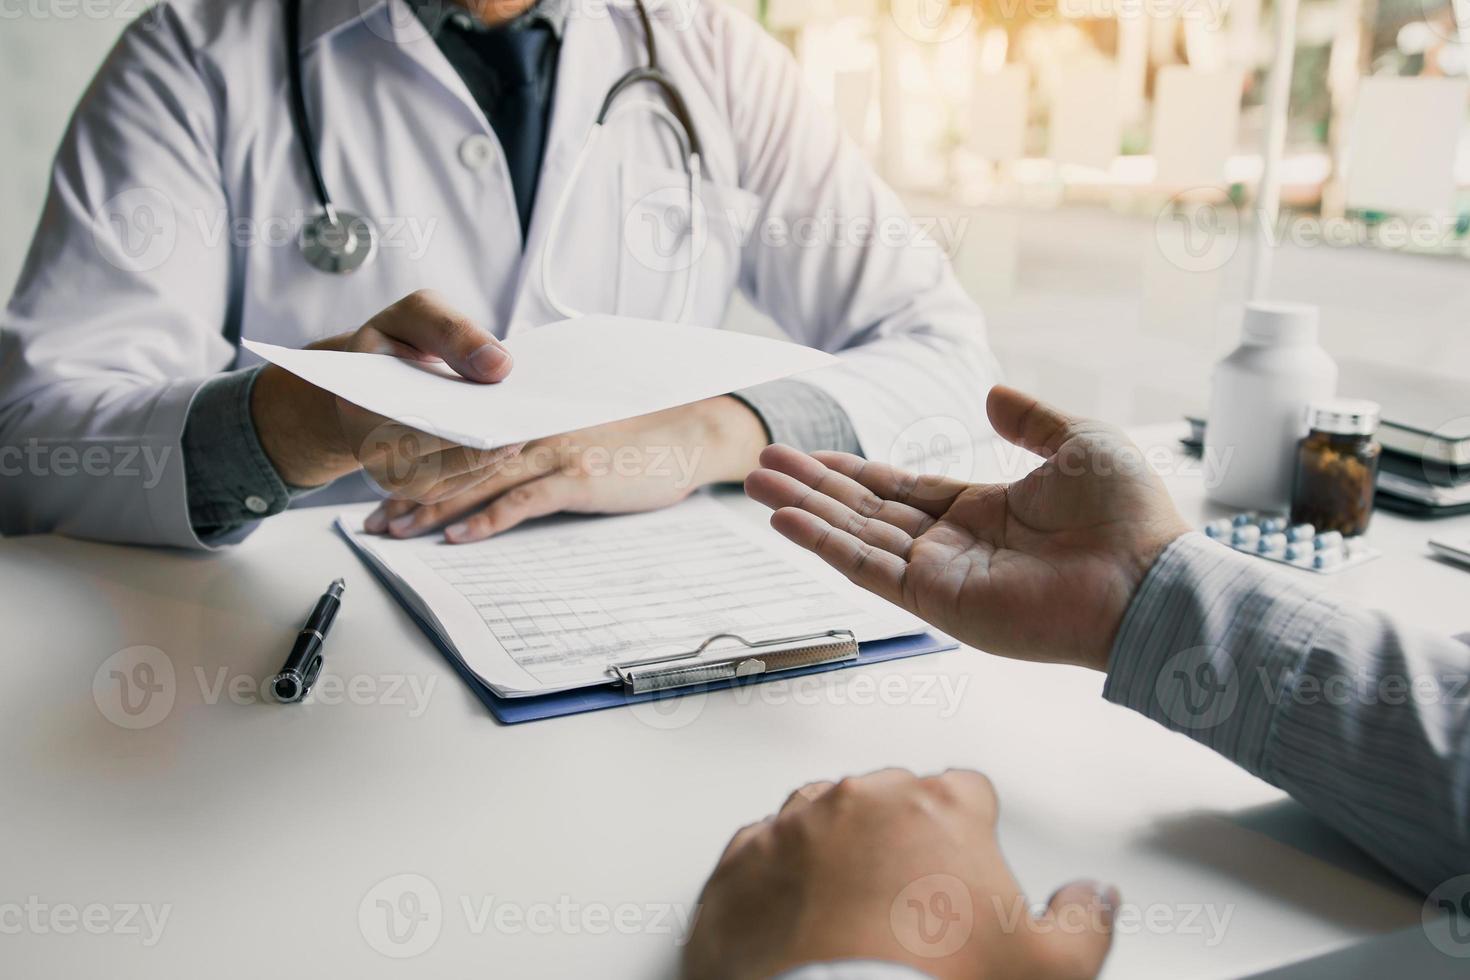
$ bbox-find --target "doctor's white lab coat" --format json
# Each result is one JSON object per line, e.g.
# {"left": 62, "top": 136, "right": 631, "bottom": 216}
{"left": 0, "top": 0, "right": 999, "bottom": 547}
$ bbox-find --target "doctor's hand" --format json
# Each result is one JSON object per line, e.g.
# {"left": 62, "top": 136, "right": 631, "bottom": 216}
{"left": 251, "top": 290, "right": 521, "bottom": 497}
{"left": 361, "top": 396, "right": 768, "bottom": 541}
{"left": 744, "top": 385, "right": 1191, "bottom": 672}
{"left": 683, "top": 769, "right": 1118, "bottom": 980}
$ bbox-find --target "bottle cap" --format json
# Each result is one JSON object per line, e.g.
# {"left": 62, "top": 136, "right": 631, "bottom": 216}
{"left": 1308, "top": 398, "right": 1381, "bottom": 436}
{"left": 1241, "top": 301, "right": 1319, "bottom": 346}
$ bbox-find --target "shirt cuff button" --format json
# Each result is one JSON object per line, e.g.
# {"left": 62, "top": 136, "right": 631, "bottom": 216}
{"left": 244, "top": 494, "right": 270, "bottom": 515}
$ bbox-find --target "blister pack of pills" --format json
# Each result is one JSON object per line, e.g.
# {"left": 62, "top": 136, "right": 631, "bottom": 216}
{"left": 1203, "top": 513, "right": 1380, "bottom": 574}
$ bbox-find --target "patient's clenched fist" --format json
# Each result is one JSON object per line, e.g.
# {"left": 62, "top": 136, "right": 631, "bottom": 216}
{"left": 683, "top": 769, "right": 1117, "bottom": 980}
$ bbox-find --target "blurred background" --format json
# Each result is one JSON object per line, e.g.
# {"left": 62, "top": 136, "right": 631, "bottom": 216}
{"left": 3, "top": 0, "right": 1468, "bottom": 424}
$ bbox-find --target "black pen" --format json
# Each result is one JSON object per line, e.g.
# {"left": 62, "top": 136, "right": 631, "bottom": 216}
{"left": 272, "top": 578, "right": 346, "bottom": 703}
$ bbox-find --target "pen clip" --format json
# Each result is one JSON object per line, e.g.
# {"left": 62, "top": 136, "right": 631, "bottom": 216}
{"left": 299, "top": 652, "right": 325, "bottom": 698}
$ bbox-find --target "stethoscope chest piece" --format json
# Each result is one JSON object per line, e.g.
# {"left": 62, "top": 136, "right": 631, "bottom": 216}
{"left": 299, "top": 208, "right": 379, "bottom": 275}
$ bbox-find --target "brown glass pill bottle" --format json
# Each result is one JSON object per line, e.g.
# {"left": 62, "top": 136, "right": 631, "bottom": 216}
{"left": 1290, "top": 399, "right": 1382, "bottom": 537}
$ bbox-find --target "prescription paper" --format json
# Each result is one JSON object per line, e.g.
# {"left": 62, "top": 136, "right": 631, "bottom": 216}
{"left": 243, "top": 316, "right": 838, "bottom": 450}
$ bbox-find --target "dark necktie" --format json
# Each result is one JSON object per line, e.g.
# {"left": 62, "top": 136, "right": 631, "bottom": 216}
{"left": 469, "top": 24, "right": 556, "bottom": 238}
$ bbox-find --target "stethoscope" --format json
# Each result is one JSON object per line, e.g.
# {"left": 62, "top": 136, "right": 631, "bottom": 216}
{"left": 284, "top": 0, "right": 379, "bottom": 274}
{"left": 285, "top": 0, "right": 706, "bottom": 323}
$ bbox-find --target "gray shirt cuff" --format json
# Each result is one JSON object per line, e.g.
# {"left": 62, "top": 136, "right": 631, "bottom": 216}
{"left": 731, "top": 378, "right": 863, "bottom": 455}
{"left": 181, "top": 366, "right": 297, "bottom": 543}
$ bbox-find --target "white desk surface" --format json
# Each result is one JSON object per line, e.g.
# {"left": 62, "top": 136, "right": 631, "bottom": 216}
{"left": 2, "top": 424, "right": 1466, "bottom": 979}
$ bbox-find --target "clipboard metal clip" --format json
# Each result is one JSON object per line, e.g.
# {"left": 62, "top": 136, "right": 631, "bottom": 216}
{"left": 608, "top": 629, "right": 860, "bottom": 695}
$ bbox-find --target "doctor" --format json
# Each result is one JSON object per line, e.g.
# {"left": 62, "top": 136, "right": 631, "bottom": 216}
{"left": 0, "top": 0, "right": 998, "bottom": 548}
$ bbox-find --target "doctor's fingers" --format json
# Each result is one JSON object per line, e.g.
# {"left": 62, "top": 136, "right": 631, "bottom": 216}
{"left": 408, "top": 447, "right": 533, "bottom": 511}
{"left": 753, "top": 444, "right": 940, "bottom": 537}
{"left": 767, "top": 506, "right": 907, "bottom": 606}
{"left": 366, "top": 451, "right": 547, "bottom": 535}
{"left": 352, "top": 419, "right": 458, "bottom": 466}
{"left": 444, "top": 472, "right": 594, "bottom": 543}
{"left": 372, "top": 473, "right": 494, "bottom": 533}
{"left": 415, "top": 442, "right": 527, "bottom": 495}
{"left": 360, "top": 441, "right": 515, "bottom": 502}
{"left": 745, "top": 467, "right": 914, "bottom": 559}
{"left": 361, "top": 288, "right": 513, "bottom": 384}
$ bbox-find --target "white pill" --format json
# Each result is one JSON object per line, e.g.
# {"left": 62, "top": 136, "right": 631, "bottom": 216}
{"left": 1287, "top": 524, "right": 1315, "bottom": 542}
{"left": 1257, "top": 533, "right": 1287, "bottom": 554}
{"left": 1232, "top": 526, "right": 1261, "bottom": 546}
{"left": 1286, "top": 541, "right": 1313, "bottom": 561}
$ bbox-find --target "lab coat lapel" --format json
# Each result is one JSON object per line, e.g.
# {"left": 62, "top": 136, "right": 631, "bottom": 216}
{"left": 378, "top": 0, "right": 496, "bottom": 136}
{"left": 505, "top": 10, "right": 631, "bottom": 336}
{"left": 302, "top": 0, "right": 491, "bottom": 131}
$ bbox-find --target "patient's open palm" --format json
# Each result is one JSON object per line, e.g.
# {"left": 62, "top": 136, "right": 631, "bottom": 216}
{"left": 744, "top": 387, "right": 1190, "bottom": 670}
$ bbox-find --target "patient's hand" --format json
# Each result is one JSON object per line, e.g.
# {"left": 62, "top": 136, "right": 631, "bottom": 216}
{"left": 363, "top": 396, "right": 768, "bottom": 541}
{"left": 683, "top": 769, "right": 1117, "bottom": 980}
{"left": 744, "top": 385, "right": 1190, "bottom": 672}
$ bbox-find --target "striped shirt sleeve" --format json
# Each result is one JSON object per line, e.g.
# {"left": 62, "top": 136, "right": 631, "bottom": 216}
{"left": 1105, "top": 532, "right": 1470, "bottom": 896}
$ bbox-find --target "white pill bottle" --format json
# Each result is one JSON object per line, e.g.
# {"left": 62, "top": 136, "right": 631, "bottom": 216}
{"left": 1204, "top": 302, "right": 1337, "bottom": 510}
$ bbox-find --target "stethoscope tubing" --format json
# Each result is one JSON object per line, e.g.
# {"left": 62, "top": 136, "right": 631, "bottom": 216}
{"left": 285, "top": 0, "right": 705, "bottom": 313}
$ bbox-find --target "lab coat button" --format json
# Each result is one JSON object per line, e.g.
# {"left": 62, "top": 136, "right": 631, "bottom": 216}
{"left": 244, "top": 495, "right": 270, "bottom": 515}
{"left": 458, "top": 134, "right": 497, "bottom": 171}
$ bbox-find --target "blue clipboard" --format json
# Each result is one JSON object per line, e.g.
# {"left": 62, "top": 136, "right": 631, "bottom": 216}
{"left": 347, "top": 525, "right": 959, "bottom": 725}
{"left": 468, "top": 631, "right": 956, "bottom": 724}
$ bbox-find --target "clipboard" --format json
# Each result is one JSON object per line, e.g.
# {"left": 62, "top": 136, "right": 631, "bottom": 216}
{"left": 351, "top": 537, "right": 959, "bottom": 725}
{"left": 479, "top": 631, "right": 956, "bottom": 724}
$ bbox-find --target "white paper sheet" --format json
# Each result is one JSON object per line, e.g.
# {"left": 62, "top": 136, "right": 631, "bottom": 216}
{"left": 337, "top": 495, "right": 924, "bottom": 697}
{"left": 244, "top": 316, "right": 838, "bottom": 450}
